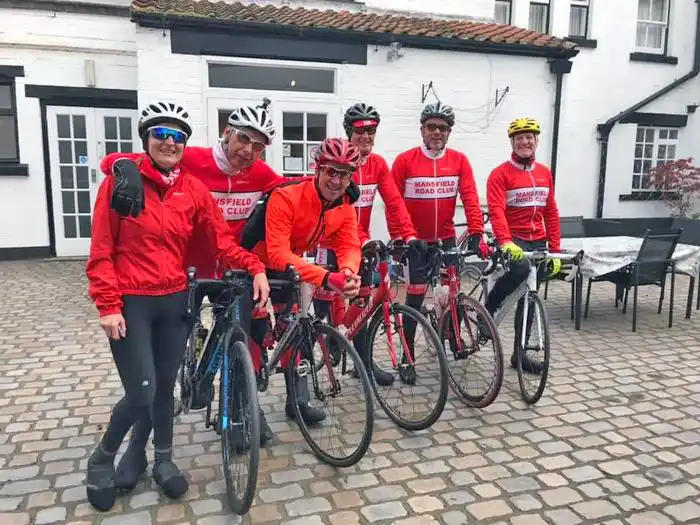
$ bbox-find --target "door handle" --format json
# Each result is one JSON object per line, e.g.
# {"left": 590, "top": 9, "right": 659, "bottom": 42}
{"left": 91, "top": 169, "right": 96, "bottom": 183}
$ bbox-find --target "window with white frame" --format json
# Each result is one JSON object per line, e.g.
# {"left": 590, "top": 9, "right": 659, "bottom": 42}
{"left": 632, "top": 126, "right": 678, "bottom": 191}
{"left": 636, "top": 0, "right": 669, "bottom": 53}
{"left": 569, "top": 0, "right": 590, "bottom": 37}
{"left": 529, "top": 1, "right": 550, "bottom": 33}
{"left": 495, "top": 0, "right": 512, "bottom": 24}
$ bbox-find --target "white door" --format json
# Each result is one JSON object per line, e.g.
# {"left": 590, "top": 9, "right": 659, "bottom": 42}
{"left": 47, "top": 106, "right": 139, "bottom": 257}
{"left": 207, "top": 97, "right": 340, "bottom": 176}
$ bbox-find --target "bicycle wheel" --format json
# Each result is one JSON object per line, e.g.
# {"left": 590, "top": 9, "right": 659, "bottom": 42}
{"left": 515, "top": 291, "right": 550, "bottom": 405}
{"left": 367, "top": 303, "right": 448, "bottom": 431}
{"left": 439, "top": 294, "right": 504, "bottom": 408}
{"left": 220, "top": 338, "right": 260, "bottom": 515}
{"left": 288, "top": 323, "right": 374, "bottom": 467}
{"left": 174, "top": 323, "right": 200, "bottom": 417}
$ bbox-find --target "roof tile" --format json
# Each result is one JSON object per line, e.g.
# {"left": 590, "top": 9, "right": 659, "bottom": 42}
{"left": 131, "top": 0, "right": 577, "bottom": 51}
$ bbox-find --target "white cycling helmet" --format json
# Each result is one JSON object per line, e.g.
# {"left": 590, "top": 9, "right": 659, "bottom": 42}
{"left": 227, "top": 102, "right": 275, "bottom": 145}
{"left": 138, "top": 101, "right": 193, "bottom": 139}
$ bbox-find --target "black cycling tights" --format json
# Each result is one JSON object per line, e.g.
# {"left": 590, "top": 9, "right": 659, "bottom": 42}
{"left": 100, "top": 292, "right": 188, "bottom": 455}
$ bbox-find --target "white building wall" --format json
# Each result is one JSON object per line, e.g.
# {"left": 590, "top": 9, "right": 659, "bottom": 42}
{"left": 136, "top": 26, "right": 555, "bottom": 241}
{"left": 539, "top": 0, "right": 699, "bottom": 218}
{"left": 0, "top": 8, "right": 136, "bottom": 250}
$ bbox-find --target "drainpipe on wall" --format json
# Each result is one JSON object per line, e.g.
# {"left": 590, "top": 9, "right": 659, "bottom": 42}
{"left": 548, "top": 58, "right": 574, "bottom": 185}
{"left": 595, "top": 0, "right": 700, "bottom": 219}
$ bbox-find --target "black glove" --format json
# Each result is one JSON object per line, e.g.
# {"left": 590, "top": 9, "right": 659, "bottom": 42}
{"left": 407, "top": 238, "right": 428, "bottom": 257}
{"left": 362, "top": 240, "right": 383, "bottom": 259}
{"left": 111, "top": 158, "right": 144, "bottom": 218}
{"left": 467, "top": 234, "right": 482, "bottom": 254}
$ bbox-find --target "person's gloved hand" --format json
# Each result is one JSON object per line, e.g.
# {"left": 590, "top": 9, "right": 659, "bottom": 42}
{"left": 502, "top": 241, "right": 524, "bottom": 261}
{"left": 406, "top": 237, "right": 428, "bottom": 256}
{"left": 548, "top": 258, "right": 562, "bottom": 278}
{"left": 362, "top": 240, "right": 383, "bottom": 259}
{"left": 111, "top": 158, "right": 144, "bottom": 218}
{"left": 467, "top": 234, "right": 490, "bottom": 260}
{"left": 323, "top": 268, "right": 361, "bottom": 298}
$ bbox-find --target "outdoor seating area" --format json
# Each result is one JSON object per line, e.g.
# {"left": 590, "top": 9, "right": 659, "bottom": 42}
{"left": 544, "top": 216, "right": 700, "bottom": 333}
{"left": 0, "top": 258, "right": 699, "bottom": 524}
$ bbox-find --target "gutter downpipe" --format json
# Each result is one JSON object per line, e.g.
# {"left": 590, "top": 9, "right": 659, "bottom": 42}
{"left": 549, "top": 58, "right": 574, "bottom": 185}
{"left": 595, "top": 0, "right": 700, "bottom": 219}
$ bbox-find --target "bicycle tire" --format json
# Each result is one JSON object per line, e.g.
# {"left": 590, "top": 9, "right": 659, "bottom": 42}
{"left": 439, "top": 294, "right": 504, "bottom": 408}
{"left": 174, "top": 324, "right": 199, "bottom": 417}
{"left": 220, "top": 338, "right": 260, "bottom": 515}
{"left": 516, "top": 291, "right": 550, "bottom": 405}
{"left": 288, "top": 323, "right": 374, "bottom": 467}
{"left": 367, "top": 303, "right": 449, "bottom": 431}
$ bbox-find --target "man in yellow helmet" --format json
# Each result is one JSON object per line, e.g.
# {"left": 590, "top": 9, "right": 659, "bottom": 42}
{"left": 485, "top": 117, "right": 561, "bottom": 375}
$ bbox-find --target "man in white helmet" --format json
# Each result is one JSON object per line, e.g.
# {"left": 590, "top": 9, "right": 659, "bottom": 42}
{"left": 100, "top": 99, "right": 292, "bottom": 488}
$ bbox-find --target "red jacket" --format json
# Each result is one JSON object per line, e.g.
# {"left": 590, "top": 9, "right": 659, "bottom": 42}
{"left": 391, "top": 145, "right": 484, "bottom": 242}
{"left": 251, "top": 180, "right": 361, "bottom": 288}
{"left": 320, "top": 153, "right": 416, "bottom": 247}
{"left": 486, "top": 160, "right": 561, "bottom": 251}
{"left": 101, "top": 145, "right": 287, "bottom": 278}
{"left": 87, "top": 155, "right": 265, "bottom": 316}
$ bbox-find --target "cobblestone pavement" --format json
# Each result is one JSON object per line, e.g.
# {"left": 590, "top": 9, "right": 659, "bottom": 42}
{"left": 1, "top": 259, "right": 700, "bottom": 525}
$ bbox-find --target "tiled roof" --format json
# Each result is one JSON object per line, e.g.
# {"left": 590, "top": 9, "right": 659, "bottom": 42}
{"left": 131, "top": 0, "right": 578, "bottom": 54}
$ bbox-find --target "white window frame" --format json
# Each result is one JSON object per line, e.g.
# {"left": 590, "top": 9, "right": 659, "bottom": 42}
{"left": 495, "top": 0, "right": 512, "bottom": 24}
{"left": 569, "top": 0, "right": 591, "bottom": 38}
{"left": 632, "top": 125, "right": 679, "bottom": 192}
{"left": 635, "top": 0, "right": 670, "bottom": 54}
{"left": 529, "top": 1, "right": 550, "bottom": 34}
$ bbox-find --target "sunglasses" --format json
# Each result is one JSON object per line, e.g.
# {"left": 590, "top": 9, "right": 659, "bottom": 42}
{"left": 233, "top": 128, "right": 266, "bottom": 153}
{"left": 321, "top": 165, "right": 354, "bottom": 181}
{"left": 424, "top": 123, "right": 451, "bottom": 133}
{"left": 353, "top": 126, "right": 377, "bottom": 136}
{"left": 149, "top": 126, "right": 188, "bottom": 144}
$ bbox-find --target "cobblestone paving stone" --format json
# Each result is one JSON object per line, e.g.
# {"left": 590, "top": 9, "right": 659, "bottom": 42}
{"left": 1, "top": 260, "right": 700, "bottom": 524}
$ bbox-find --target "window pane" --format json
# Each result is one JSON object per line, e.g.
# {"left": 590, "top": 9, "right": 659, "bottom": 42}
{"left": 61, "top": 191, "right": 75, "bottom": 214}
{"left": 307, "top": 114, "right": 326, "bottom": 142}
{"left": 60, "top": 167, "right": 74, "bottom": 189}
{"left": 529, "top": 4, "right": 548, "bottom": 33}
{"left": 669, "top": 129, "right": 678, "bottom": 140}
{"left": 645, "top": 129, "right": 654, "bottom": 141}
{"left": 63, "top": 216, "right": 77, "bottom": 239}
{"left": 58, "top": 140, "right": 72, "bottom": 164}
{"left": 644, "top": 144, "right": 653, "bottom": 157}
{"left": 76, "top": 167, "right": 89, "bottom": 189}
{"left": 283, "top": 113, "right": 304, "bottom": 141}
{"left": 632, "top": 175, "right": 641, "bottom": 189}
{"left": 569, "top": 6, "right": 587, "bottom": 37}
{"left": 651, "top": 0, "right": 666, "bottom": 21}
{"left": 495, "top": 1, "right": 511, "bottom": 24}
{"left": 668, "top": 145, "right": 676, "bottom": 158}
{"left": 208, "top": 63, "right": 335, "bottom": 94}
{"left": 121, "top": 141, "right": 133, "bottom": 153}
{"left": 119, "top": 117, "right": 132, "bottom": 140}
{"left": 105, "top": 117, "right": 118, "bottom": 140}
{"left": 633, "top": 160, "right": 642, "bottom": 174}
{"left": 57, "top": 115, "right": 71, "bottom": 139}
{"left": 73, "top": 115, "right": 86, "bottom": 139}
{"left": 77, "top": 191, "right": 91, "bottom": 214}
{"left": 78, "top": 216, "right": 91, "bottom": 238}
{"left": 0, "top": 114, "right": 17, "bottom": 160}
{"left": 638, "top": 0, "right": 650, "bottom": 19}
{"left": 0, "top": 85, "right": 11, "bottom": 109}
{"left": 282, "top": 143, "right": 304, "bottom": 172}
{"left": 657, "top": 145, "right": 666, "bottom": 158}
{"left": 659, "top": 129, "right": 668, "bottom": 139}
{"left": 106, "top": 141, "right": 119, "bottom": 154}
{"left": 74, "top": 141, "right": 88, "bottom": 163}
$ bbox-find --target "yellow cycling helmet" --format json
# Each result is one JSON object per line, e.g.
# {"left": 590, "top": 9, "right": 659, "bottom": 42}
{"left": 507, "top": 117, "right": 541, "bottom": 137}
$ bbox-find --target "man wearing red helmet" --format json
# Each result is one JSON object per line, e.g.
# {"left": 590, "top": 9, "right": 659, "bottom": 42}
{"left": 392, "top": 101, "right": 488, "bottom": 384}
{"left": 241, "top": 137, "right": 364, "bottom": 424}
{"left": 312, "top": 103, "right": 420, "bottom": 387}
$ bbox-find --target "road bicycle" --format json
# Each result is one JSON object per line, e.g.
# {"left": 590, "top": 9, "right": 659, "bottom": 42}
{"left": 419, "top": 243, "right": 505, "bottom": 408}
{"left": 177, "top": 267, "right": 260, "bottom": 515}
{"left": 315, "top": 240, "right": 448, "bottom": 431}
{"left": 464, "top": 247, "right": 583, "bottom": 404}
{"left": 257, "top": 265, "right": 374, "bottom": 467}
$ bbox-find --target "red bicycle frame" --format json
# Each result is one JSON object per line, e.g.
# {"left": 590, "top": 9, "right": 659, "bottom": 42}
{"left": 327, "top": 254, "right": 416, "bottom": 368}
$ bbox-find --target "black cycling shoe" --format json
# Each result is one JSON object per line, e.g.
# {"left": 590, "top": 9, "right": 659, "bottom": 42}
{"left": 358, "top": 363, "right": 395, "bottom": 386}
{"left": 510, "top": 349, "right": 543, "bottom": 375}
{"left": 284, "top": 373, "right": 326, "bottom": 424}
{"left": 398, "top": 363, "right": 417, "bottom": 385}
{"left": 86, "top": 446, "right": 117, "bottom": 512}
{"left": 153, "top": 458, "right": 188, "bottom": 499}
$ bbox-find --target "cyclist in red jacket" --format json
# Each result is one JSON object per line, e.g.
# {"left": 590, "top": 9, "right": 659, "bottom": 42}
{"left": 312, "top": 103, "right": 421, "bottom": 387}
{"left": 392, "top": 101, "right": 488, "bottom": 384}
{"left": 99, "top": 101, "right": 284, "bottom": 487}
{"left": 85, "top": 101, "right": 269, "bottom": 512}
{"left": 485, "top": 117, "right": 562, "bottom": 375}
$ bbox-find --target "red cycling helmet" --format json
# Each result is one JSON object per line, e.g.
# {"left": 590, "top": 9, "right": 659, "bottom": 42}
{"left": 315, "top": 137, "right": 361, "bottom": 171}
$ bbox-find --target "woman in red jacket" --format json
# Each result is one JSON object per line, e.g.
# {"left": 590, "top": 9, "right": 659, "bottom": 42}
{"left": 85, "top": 101, "right": 269, "bottom": 512}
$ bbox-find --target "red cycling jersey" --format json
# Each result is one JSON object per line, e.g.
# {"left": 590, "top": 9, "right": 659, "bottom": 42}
{"left": 101, "top": 144, "right": 287, "bottom": 278}
{"left": 486, "top": 159, "right": 561, "bottom": 251}
{"left": 319, "top": 153, "right": 416, "bottom": 247}
{"left": 391, "top": 145, "right": 484, "bottom": 242}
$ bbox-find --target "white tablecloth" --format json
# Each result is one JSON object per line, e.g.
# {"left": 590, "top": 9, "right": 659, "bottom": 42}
{"left": 561, "top": 236, "right": 700, "bottom": 279}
